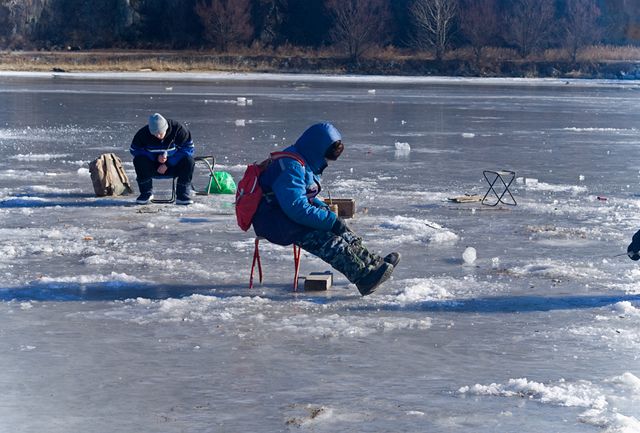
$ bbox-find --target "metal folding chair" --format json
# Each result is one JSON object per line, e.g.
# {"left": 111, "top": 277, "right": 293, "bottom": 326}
{"left": 150, "top": 155, "right": 216, "bottom": 203}
{"left": 193, "top": 155, "right": 217, "bottom": 195}
{"left": 481, "top": 170, "right": 517, "bottom": 206}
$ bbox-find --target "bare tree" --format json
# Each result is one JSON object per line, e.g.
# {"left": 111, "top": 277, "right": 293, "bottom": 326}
{"left": 325, "top": 0, "right": 390, "bottom": 63}
{"left": 564, "top": 0, "right": 602, "bottom": 62}
{"left": 502, "top": 0, "right": 556, "bottom": 58}
{"left": 195, "top": 0, "right": 253, "bottom": 51}
{"left": 458, "top": 0, "right": 498, "bottom": 64}
{"left": 256, "top": 0, "right": 288, "bottom": 47}
{"left": 410, "top": 0, "right": 458, "bottom": 61}
{"left": 1, "top": 0, "right": 47, "bottom": 47}
{"left": 34, "top": 0, "right": 130, "bottom": 49}
{"left": 0, "top": 1, "right": 9, "bottom": 46}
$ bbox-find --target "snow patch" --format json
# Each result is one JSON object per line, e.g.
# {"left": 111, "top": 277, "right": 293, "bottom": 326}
{"left": 563, "top": 127, "right": 638, "bottom": 133}
{"left": 523, "top": 180, "right": 587, "bottom": 194}
{"left": 391, "top": 276, "right": 490, "bottom": 304}
{"left": 25, "top": 185, "right": 84, "bottom": 194}
{"left": 394, "top": 278, "right": 455, "bottom": 303}
{"left": 459, "top": 376, "right": 640, "bottom": 432}
{"left": 509, "top": 259, "right": 605, "bottom": 281}
{"left": 458, "top": 377, "right": 607, "bottom": 409}
{"left": 380, "top": 216, "right": 458, "bottom": 244}
{"left": 9, "top": 153, "right": 71, "bottom": 161}
{"left": 613, "top": 301, "right": 640, "bottom": 316}
{"left": 118, "top": 294, "right": 431, "bottom": 338}
{"left": 608, "top": 372, "right": 640, "bottom": 393}
{"left": 32, "top": 272, "right": 148, "bottom": 287}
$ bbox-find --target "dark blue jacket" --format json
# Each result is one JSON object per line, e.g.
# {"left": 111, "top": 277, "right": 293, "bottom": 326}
{"left": 252, "top": 123, "right": 341, "bottom": 245}
{"left": 130, "top": 119, "right": 194, "bottom": 165}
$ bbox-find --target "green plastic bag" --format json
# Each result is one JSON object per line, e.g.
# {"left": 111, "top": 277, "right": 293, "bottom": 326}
{"left": 208, "top": 171, "right": 237, "bottom": 194}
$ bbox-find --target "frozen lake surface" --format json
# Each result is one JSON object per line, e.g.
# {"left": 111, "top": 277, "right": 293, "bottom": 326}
{"left": 1, "top": 72, "right": 640, "bottom": 432}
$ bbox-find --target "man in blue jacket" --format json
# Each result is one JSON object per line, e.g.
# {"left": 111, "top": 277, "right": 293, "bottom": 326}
{"left": 252, "top": 122, "right": 399, "bottom": 296}
{"left": 130, "top": 113, "right": 195, "bottom": 205}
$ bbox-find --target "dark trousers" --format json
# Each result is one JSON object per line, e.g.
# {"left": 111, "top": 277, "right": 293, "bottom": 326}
{"left": 295, "top": 229, "right": 380, "bottom": 284}
{"left": 133, "top": 155, "right": 195, "bottom": 188}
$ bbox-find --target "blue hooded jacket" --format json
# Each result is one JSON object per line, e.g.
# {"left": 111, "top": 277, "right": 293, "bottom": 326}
{"left": 252, "top": 123, "right": 341, "bottom": 245}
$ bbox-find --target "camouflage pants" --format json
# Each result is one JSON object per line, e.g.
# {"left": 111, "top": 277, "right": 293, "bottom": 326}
{"left": 295, "top": 229, "right": 381, "bottom": 283}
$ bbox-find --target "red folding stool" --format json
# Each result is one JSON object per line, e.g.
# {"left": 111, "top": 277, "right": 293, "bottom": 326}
{"left": 249, "top": 237, "right": 302, "bottom": 291}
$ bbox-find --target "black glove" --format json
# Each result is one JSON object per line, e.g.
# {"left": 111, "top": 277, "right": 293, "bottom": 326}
{"left": 628, "top": 230, "right": 640, "bottom": 261}
{"left": 331, "top": 217, "right": 350, "bottom": 236}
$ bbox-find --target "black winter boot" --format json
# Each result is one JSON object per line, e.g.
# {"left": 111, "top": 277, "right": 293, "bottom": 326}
{"left": 136, "top": 179, "right": 154, "bottom": 205}
{"left": 356, "top": 262, "right": 395, "bottom": 296}
{"left": 176, "top": 182, "right": 193, "bottom": 205}
{"left": 383, "top": 252, "right": 401, "bottom": 267}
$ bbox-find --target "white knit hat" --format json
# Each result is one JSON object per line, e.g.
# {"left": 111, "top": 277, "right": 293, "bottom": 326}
{"left": 148, "top": 113, "right": 168, "bottom": 135}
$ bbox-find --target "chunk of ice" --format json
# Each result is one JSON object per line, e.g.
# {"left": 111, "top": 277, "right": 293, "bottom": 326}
{"left": 394, "top": 142, "right": 411, "bottom": 151}
{"left": 462, "top": 247, "right": 477, "bottom": 265}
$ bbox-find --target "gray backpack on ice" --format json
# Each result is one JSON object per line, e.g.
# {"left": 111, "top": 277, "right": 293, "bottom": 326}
{"left": 89, "top": 153, "right": 133, "bottom": 197}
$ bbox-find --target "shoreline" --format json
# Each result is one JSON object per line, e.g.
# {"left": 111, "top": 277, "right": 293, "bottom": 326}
{"left": 2, "top": 50, "right": 640, "bottom": 82}
{"left": 1, "top": 70, "right": 639, "bottom": 89}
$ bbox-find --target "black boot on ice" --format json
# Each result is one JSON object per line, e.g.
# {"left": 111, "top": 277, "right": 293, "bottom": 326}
{"left": 176, "top": 182, "right": 194, "bottom": 205}
{"left": 136, "top": 179, "right": 154, "bottom": 205}
{"left": 383, "top": 252, "right": 401, "bottom": 267}
{"left": 356, "top": 262, "right": 395, "bottom": 296}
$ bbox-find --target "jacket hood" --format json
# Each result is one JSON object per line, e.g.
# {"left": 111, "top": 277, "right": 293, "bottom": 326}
{"left": 293, "top": 123, "right": 342, "bottom": 174}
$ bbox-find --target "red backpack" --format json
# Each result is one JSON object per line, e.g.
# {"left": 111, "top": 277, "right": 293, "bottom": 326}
{"left": 235, "top": 151, "right": 305, "bottom": 231}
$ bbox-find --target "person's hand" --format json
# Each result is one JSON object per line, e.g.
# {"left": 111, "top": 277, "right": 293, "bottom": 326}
{"left": 157, "top": 154, "right": 168, "bottom": 164}
{"left": 331, "top": 217, "right": 351, "bottom": 236}
{"left": 157, "top": 164, "right": 168, "bottom": 175}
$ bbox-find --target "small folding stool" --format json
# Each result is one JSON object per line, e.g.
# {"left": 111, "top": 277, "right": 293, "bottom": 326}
{"left": 481, "top": 170, "right": 517, "bottom": 206}
{"left": 249, "top": 237, "right": 302, "bottom": 291}
{"left": 150, "top": 155, "right": 216, "bottom": 203}
{"left": 151, "top": 176, "right": 177, "bottom": 204}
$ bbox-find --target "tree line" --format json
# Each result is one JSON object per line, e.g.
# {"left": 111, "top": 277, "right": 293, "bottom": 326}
{"left": 0, "top": 0, "right": 638, "bottom": 63}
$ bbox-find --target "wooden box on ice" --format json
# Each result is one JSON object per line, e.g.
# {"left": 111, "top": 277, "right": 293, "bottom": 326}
{"left": 304, "top": 272, "right": 333, "bottom": 291}
{"left": 323, "top": 198, "right": 356, "bottom": 219}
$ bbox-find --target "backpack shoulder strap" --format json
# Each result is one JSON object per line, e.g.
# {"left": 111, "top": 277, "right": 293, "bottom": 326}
{"left": 109, "top": 153, "right": 133, "bottom": 193}
{"left": 270, "top": 151, "right": 305, "bottom": 167}
{"left": 109, "top": 154, "right": 127, "bottom": 183}
{"left": 103, "top": 153, "right": 115, "bottom": 192}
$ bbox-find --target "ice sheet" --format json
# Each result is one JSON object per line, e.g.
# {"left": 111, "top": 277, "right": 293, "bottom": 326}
{"left": 0, "top": 73, "right": 639, "bottom": 432}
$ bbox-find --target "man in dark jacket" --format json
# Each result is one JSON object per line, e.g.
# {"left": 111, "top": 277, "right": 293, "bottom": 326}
{"left": 130, "top": 113, "right": 195, "bottom": 205}
{"left": 252, "top": 122, "right": 399, "bottom": 296}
